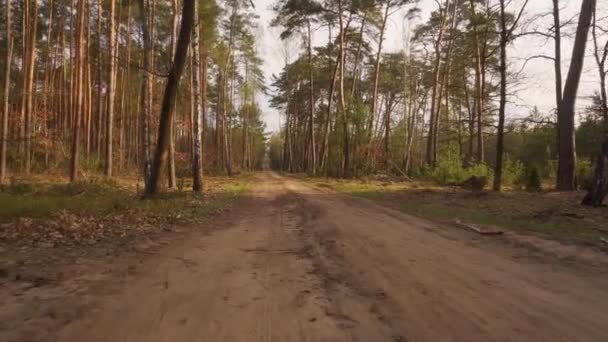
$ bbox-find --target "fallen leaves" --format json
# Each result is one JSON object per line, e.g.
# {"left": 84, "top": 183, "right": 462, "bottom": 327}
{"left": 0, "top": 195, "right": 236, "bottom": 249}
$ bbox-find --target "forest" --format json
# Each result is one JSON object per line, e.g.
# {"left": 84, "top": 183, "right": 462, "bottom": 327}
{"left": 2, "top": 1, "right": 608, "bottom": 340}
{"left": 0, "top": 0, "right": 267, "bottom": 196}
{"left": 267, "top": 0, "right": 608, "bottom": 205}
{"left": 0, "top": 0, "right": 607, "bottom": 203}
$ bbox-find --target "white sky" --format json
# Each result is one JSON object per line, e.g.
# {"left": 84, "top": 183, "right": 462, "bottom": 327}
{"left": 254, "top": 0, "right": 606, "bottom": 132}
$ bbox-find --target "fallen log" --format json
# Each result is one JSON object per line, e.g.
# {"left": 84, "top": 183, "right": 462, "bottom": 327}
{"left": 453, "top": 219, "right": 504, "bottom": 236}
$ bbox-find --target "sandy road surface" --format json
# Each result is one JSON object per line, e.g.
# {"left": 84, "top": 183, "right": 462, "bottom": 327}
{"left": 10, "top": 172, "right": 608, "bottom": 341}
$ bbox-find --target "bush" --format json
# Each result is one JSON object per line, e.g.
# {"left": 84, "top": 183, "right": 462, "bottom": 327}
{"left": 47, "top": 178, "right": 120, "bottom": 196}
{"left": 427, "top": 154, "right": 493, "bottom": 185}
{"left": 80, "top": 156, "right": 104, "bottom": 175}
{"left": 502, "top": 157, "right": 525, "bottom": 187}
{"left": 522, "top": 166, "right": 542, "bottom": 192}
{"left": 2, "top": 180, "right": 35, "bottom": 194}
{"left": 576, "top": 159, "right": 594, "bottom": 190}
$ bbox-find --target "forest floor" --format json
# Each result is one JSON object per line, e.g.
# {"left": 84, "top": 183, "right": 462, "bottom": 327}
{"left": 298, "top": 175, "right": 608, "bottom": 250}
{"left": 2, "top": 172, "right": 608, "bottom": 341}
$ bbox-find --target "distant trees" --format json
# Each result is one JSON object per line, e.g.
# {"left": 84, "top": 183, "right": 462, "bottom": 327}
{"left": 268, "top": 0, "right": 608, "bottom": 200}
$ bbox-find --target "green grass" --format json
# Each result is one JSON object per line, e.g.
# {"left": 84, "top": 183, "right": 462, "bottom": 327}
{"left": 0, "top": 178, "right": 251, "bottom": 222}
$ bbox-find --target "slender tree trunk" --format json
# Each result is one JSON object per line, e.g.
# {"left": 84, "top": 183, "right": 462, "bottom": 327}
{"left": 105, "top": 0, "right": 116, "bottom": 177}
{"left": 96, "top": 0, "right": 103, "bottom": 157}
{"left": 583, "top": 7, "right": 608, "bottom": 206}
{"left": 24, "top": 0, "right": 38, "bottom": 173}
{"left": 145, "top": 0, "right": 194, "bottom": 196}
{"left": 369, "top": 3, "right": 390, "bottom": 141}
{"left": 70, "top": 0, "right": 86, "bottom": 182}
{"left": 494, "top": 0, "right": 529, "bottom": 190}
{"left": 138, "top": 0, "right": 153, "bottom": 185}
{"left": 1, "top": 0, "right": 12, "bottom": 183}
{"left": 337, "top": 0, "right": 350, "bottom": 177}
{"left": 42, "top": 0, "right": 55, "bottom": 168}
{"left": 470, "top": 0, "right": 485, "bottom": 163}
{"left": 426, "top": 0, "right": 448, "bottom": 166}
{"left": 167, "top": 0, "right": 179, "bottom": 188}
{"left": 191, "top": 0, "right": 203, "bottom": 193}
{"left": 557, "top": 0, "right": 595, "bottom": 191}
{"left": 307, "top": 21, "right": 316, "bottom": 175}
{"left": 350, "top": 14, "right": 367, "bottom": 99}
{"left": 493, "top": 0, "right": 508, "bottom": 191}
{"left": 383, "top": 94, "right": 394, "bottom": 169}
{"left": 119, "top": 4, "right": 132, "bottom": 172}
{"left": 321, "top": 25, "right": 335, "bottom": 173}
{"left": 20, "top": 0, "right": 29, "bottom": 157}
{"left": 552, "top": 0, "right": 563, "bottom": 112}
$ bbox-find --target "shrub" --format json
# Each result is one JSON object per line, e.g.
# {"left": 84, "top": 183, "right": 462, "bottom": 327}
{"left": 47, "top": 178, "right": 120, "bottom": 196}
{"left": 502, "top": 156, "right": 525, "bottom": 187}
{"left": 522, "top": 166, "right": 542, "bottom": 192}
{"left": 427, "top": 154, "right": 493, "bottom": 185}
{"left": 80, "top": 156, "right": 104, "bottom": 174}
{"left": 3, "top": 180, "right": 35, "bottom": 194}
{"left": 576, "top": 159, "right": 594, "bottom": 190}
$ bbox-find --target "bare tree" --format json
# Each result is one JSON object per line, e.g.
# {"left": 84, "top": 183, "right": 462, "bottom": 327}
{"left": 493, "top": 0, "right": 529, "bottom": 191}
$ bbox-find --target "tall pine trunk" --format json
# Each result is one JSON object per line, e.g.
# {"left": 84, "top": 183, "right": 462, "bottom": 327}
{"left": 307, "top": 21, "right": 316, "bottom": 175}
{"left": 145, "top": 0, "right": 194, "bottom": 196}
{"left": 426, "top": 0, "right": 448, "bottom": 166}
{"left": 337, "top": 0, "right": 350, "bottom": 177}
{"left": 493, "top": 0, "right": 508, "bottom": 191}
{"left": 138, "top": 0, "right": 153, "bottom": 185}
{"left": 105, "top": 0, "right": 116, "bottom": 177}
{"left": 1, "top": 0, "right": 12, "bottom": 183}
{"left": 191, "top": 0, "right": 204, "bottom": 193}
{"left": 167, "top": 0, "right": 179, "bottom": 188}
{"left": 70, "top": 0, "right": 86, "bottom": 182}
{"left": 24, "top": 0, "right": 38, "bottom": 173}
{"left": 557, "top": 0, "right": 595, "bottom": 191}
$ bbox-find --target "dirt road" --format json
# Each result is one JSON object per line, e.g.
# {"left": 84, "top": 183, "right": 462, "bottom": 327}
{"left": 9, "top": 172, "right": 608, "bottom": 341}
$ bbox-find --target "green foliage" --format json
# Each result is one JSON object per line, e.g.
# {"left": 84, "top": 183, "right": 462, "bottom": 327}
{"left": 502, "top": 156, "right": 525, "bottom": 187}
{"left": 268, "top": 134, "right": 284, "bottom": 170}
{"left": 426, "top": 153, "right": 492, "bottom": 185}
{"left": 0, "top": 176, "right": 251, "bottom": 221}
{"left": 2, "top": 181, "right": 36, "bottom": 195}
{"left": 48, "top": 178, "right": 121, "bottom": 196}
{"left": 576, "top": 159, "right": 594, "bottom": 190}
{"left": 576, "top": 115, "right": 604, "bottom": 160}
{"left": 80, "top": 157, "right": 104, "bottom": 175}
